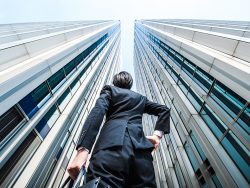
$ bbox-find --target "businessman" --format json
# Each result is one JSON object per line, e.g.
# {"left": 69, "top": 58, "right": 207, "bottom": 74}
{"left": 67, "top": 71, "right": 171, "bottom": 187}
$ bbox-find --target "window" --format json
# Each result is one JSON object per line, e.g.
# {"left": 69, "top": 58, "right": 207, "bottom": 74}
{"left": 64, "top": 60, "right": 76, "bottom": 76}
{"left": 187, "top": 89, "right": 204, "bottom": 111}
{"left": 233, "top": 104, "right": 250, "bottom": 143}
{"left": 57, "top": 88, "right": 72, "bottom": 112}
{"left": 182, "top": 59, "right": 196, "bottom": 78}
{"left": 35, "top": 105, "right": 60, "bottom": 139}
{"left": 211, "top": 175, "right": 223, "bottom": 188}
{"left": 221, "top": 130, "right": 250, "bottom": 182}
{"left": 190, "top": 133, "right": 206, "bottom": 161}
{"left": 0, "top": 106, "right": 25, "bottom": 144}
{"left": 70, "top": 78, "right": 80, "bottom": 94}
{"left": 193, "top": 68, "right": 213, "bottom": 92}
{"left": 74, "top": 54, "right": 83, "bottom": 67}
{"left": 178, "top": 76, "right": 189, "bottom": 95}
{"left": 47, "top": 69, "right": 66, "bottom": 93}
{"left": 19, "top": 82, "right": 51, "bottom": 118}
{"left": 171, "top": 68, "right": 179, "bottom": 83}
{"left": 0, "top": 131, "right": 41, "bottom": 187}
{"left": 200, "top": 104, "right": 227, "bottom": 139}
{"left": 184, "top": 142, "right": 199, "bottom": 171}
{"left": 210, "top": 81, "right": 246, "bottom": 123}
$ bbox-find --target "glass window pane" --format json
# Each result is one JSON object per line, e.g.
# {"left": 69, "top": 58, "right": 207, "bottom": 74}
{"left": 70, "top": 78, "right": 80, "bottom": 94}
{"left": 44, "top": 105, "right": 60, "bottom": 128}
{"left": 210, "top": 81, "right": 246, "bottom": 122}
{"left": 57, "top": 88, "right": 72, "bottom": 112}
{"left": 233, "top": 104, "right": 250, "bottom": 143}
{"left": 31, "top": 82, "right": 51, "bottom": 104}
{"left": 178, "top": 76, "right": 189, "bottom": 95}
{"left": 0, "top": 106, "right": 25, "bottom": 143}
{"left": 171, "top": 68, "right": 179, "bottom": 83}
{"left": 193, "top": 68, "right": 213, "bottom": 92}
{"left": 18, "top": 82, "right": 51, "bottom": 118}
{"left": 47, "top": 69, "right": 66, "bottom": 92}
{"left": 184, "top": 142, "right": 199, "bottom": 171}
{"left": 35, "top": 105, "right": 60, "bottom": 139}
{"left": 187, "top": 89, "right": 204, "bottom": 111}
{"left": 211, "top": 175, "right": 223, "bottom": 188}
{"left": 221, "top": 131, "right": 250, "bottom": 182}
{"left": 200, "top": 104, "right": 227, "bottom": 139}
{"left": 0, "top": 131, "right": 40, "bottom": 186}
{"left": 182, "top": 59, "right": 196, "bottom": 78}
{"left": 190, "top": 133, "right": 206, "bottom": 161}
{"left": 74, "top": 54, "right": 83, "bottom": 67}
{"left": 64, "top": 60, "right": 76, "bottom": 76}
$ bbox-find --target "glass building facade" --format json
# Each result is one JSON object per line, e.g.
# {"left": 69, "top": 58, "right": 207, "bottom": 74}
{"left": 134, "top": 20, "right": 250, "bottom": 188}
{"left": 0, "top": 21, "right": 121, "bottom": 187}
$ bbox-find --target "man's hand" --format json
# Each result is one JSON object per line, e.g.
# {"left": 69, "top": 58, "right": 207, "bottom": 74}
{"left": 146, "top": 135, "right": 161, "bottom": 149}
{"left": 67, "top": 149, "right": 89, "bottom": 180}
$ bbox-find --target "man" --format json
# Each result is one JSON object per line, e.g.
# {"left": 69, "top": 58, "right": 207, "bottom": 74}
{"left": 67, "top": 71, "right": 171, "bottom": 187}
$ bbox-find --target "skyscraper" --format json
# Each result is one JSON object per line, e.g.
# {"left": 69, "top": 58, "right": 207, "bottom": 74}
{"left": 134, "top": 19, "right": 249, "bottom": 188}
{"left": 0, "top": 20, "right": 121, "bottom": 187}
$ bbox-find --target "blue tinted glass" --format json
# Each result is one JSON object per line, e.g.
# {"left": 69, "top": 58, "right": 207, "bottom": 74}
{"left": 35, "top": 119, "right": 50, "bottom": 139}
{"left": 200, "top": 104, "right": 227, "bottom": 139}
{"left": 178, "top": 77, "right": 189, "bottom": 95}
{"left": 74, "top": 54, "right": 83, "bottom": 66}
{"left": 19, "top": 93, "right": 39, "bottom": 118}
{"left": 187, "top": 89, "right": 204, "bottom": 111}
{"left": 31, "top": 82, "right": 50, "bottom": 104}
{"left": 35, "top": 105, "right": 59, "bottom": 139}
{"left": 19, "top": 82, "right": 50, "bottom": 118}
{"left": 193, "top": 68, "right": 213, "bottom": 92}
{"left": 184, "top": 143, "right": 199, "bottom": 171}
{"left": 182, "top": 59, "right": 196, "bottom": 78}
{"left": 234, "top": 104, "right": 250, "bottom": 143}
{"left": 221, "top": 131, "right": 250, "bottom": 182}
{"left": 212, "top": 175, "right": 223, "bottom": 188}
{"left": 47, "top": 69, "right": 65, "bottom": 92}
{"left": 171, "top": 68, "right": 179, "bottom": 83}
{"left": 64, "top": 60, "right": 76, "bottom": 76}
{"left": 190, "top": 133, "right": 206, "bottom": 160}
{"left": 210, "top": 81, "right": 246, "bottom": 120}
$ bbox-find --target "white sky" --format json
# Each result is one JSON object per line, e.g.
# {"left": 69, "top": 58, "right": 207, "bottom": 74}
{"left": 1, "top": 0, "right": 250, "bottom": 91}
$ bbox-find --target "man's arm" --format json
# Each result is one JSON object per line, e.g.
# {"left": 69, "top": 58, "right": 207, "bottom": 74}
{"left": 144, "top": 97, "right": 171, "bottom": 135}
{"left": 76, "top": 85, "right": 111, "bottom": 152}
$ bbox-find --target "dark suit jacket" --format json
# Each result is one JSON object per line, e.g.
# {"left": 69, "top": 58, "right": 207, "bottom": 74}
{"left": 76, "top": 85, "right": 170, "bottom": 154}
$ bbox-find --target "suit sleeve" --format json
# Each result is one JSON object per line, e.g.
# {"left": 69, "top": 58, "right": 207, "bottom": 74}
{"left": 76, "top": 85, "right": 111, "bottom": 151}
{"left": 143, "top": 97, "right": 171, "bottom": 134}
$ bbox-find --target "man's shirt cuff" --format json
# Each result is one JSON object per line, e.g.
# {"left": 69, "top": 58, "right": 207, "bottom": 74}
{"left": 77, "top": 146, "right": 89, "bottom": 153}
{"left": 153, "top": 130, "right": 164, "bottom": 138}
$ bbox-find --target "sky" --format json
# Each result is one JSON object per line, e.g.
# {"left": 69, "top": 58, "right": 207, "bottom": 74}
{"left": 1, "top": 0, "right": 250, "bottom": 91}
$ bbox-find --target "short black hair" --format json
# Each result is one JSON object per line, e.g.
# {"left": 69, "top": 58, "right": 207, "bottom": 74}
{"left": 112, "top": 71, "right": 133, "bottom": 89}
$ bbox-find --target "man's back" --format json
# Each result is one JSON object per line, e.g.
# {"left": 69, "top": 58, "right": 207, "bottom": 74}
{"left": 77, "top": 85, "right": 170, "bottom": 155}
{"left": 68, "top": 71, "right": 171, "bottom": 187}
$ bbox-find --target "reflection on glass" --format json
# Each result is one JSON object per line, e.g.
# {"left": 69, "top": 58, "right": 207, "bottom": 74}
{"left": 178, "top": 76, "right": 189, "bottom": 95}
{"left": 47, "top": 69, "right": 66, "bottom": 92}
{"left": 57, "top": 88, "right": 72, "bottom": 112}
{"left": 193, "top": 68, "right": 213, "bottom": 92}
{"left": 187, "top": 89, "right": 204, "bottom": 111}
{"left": 190, "top": 133, "right": 206, "bottom": 160}
{"left": 184, "top": 142, "right": 199, "bottom": 171}
{"left": 233, "top": 104, "right": 250, "bottom": 143}
{"left": 200, "top": 104, "right": 227, "bottom": 139}
{"left": 221, "top": 131, "right": 250, "bottom": 182}
{"left": 210, "top": 80, "right": 246, "bottom": 122}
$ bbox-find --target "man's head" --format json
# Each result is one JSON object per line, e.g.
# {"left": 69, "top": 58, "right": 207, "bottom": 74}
{"left": 112, "top": 71, "right": 133, "bottom": 89}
